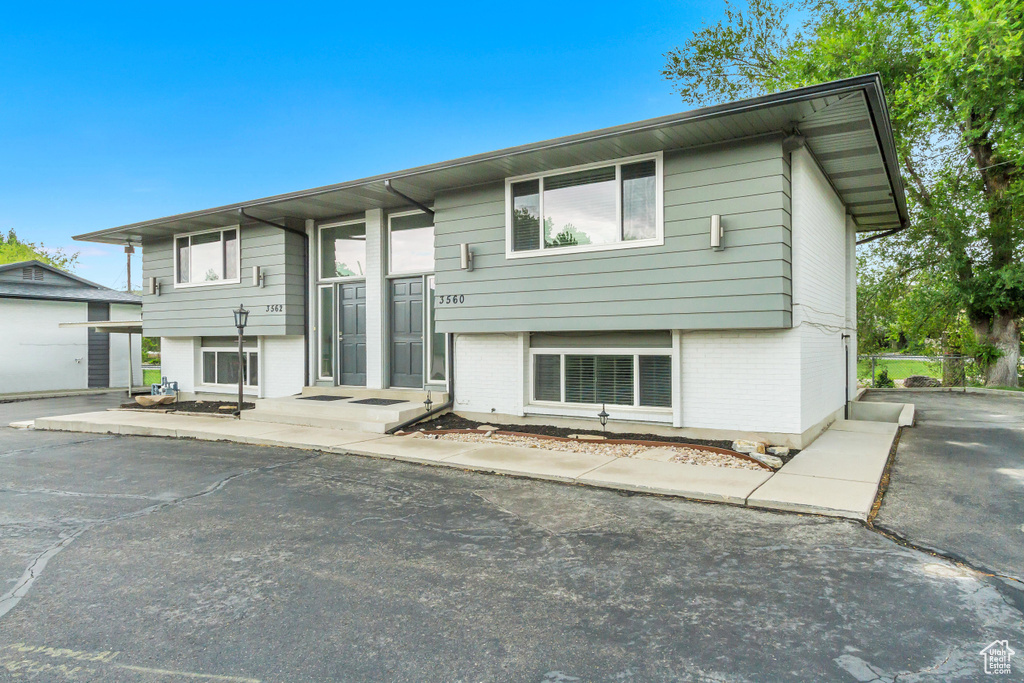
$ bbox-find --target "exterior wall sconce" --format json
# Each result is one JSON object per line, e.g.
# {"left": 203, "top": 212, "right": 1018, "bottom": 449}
{"left": 252, "top": 265, "right": 265, "bottom": 288}
{"left": 460, "top": 243, "right": 474, "bottom": 271}
{"left": 710, "top": 214, "right": 724, "bottom": 251}
{"left": 147, "top": 276, "right": 161, "bottom": 296}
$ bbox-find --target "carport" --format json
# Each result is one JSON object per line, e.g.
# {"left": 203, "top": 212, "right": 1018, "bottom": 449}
{"left": 59, "top": 319, "right": 144, "bottom": 397}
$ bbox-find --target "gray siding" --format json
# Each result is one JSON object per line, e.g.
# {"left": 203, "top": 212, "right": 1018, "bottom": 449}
{"left": 141, "top": 225, "right": 306, "bottom": 337}
{"left": 433, "top": 136, "right": 793, "bottom": 333}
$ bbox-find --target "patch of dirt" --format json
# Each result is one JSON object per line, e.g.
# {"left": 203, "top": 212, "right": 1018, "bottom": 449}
{"left": 409, "top": 412, "right": 798, "bottom": 461}
{"left": 120, "top": 400, "right": 255, "bottom": 414}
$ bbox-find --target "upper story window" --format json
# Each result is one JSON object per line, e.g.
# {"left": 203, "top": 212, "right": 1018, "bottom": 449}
{"left": 175, "top": 228, "right": 239, "bottom": 287}
{"left": 319, "top": 220, "right": 366, "bottom": 279}
{"left": 506, "top": 153, "right": 663, "bottom": 257}
{"left": 389, "top": 211, "right": 434, "bottom": 275}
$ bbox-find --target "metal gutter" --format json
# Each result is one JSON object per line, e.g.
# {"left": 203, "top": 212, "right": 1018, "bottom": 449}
{"left": 74, "top": 74, "right": 907, "bottom": 243}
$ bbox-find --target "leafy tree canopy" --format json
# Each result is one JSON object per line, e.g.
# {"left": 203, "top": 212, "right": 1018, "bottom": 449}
{"left": 664, "top": 0, "right": 1024, "bottom": 385}
{"left": 0, "top": 229, "right": 79, "bottom": 271}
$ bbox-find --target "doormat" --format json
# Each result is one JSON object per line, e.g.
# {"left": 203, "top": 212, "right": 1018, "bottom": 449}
{"left": 350, "top": 398, "right": 407, "bottom": 406}
{"left": 299, "top": 395, "right": 351, "bottom": 401}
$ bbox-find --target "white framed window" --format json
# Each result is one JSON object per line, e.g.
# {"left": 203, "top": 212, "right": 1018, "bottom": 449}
{"left": 529, "top": 348, "right": 672, "bottom": 409}
{"left": 505, "top": 152, "right": 663, "bottom": 259}
{"left": 174, "top": 227, "right": 240, "bottom": 287}
{"left": 319, "top": 220, "right": 366, "bottom": 280}
{"left": 318, "top": 284, "right": 334, "bottom": 380}
{"left": 388, "top": 210, "right": 435, "bottom": 275}
{"left": 200, "top": 338, "right": 259, "bottom": 389}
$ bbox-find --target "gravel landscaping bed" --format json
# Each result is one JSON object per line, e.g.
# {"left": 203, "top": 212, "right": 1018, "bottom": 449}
{"left": 420, "top": 430, "right": 768, "bottom": 471}
{"left": 410, "top": 412, "right": 797, "bottom": 461}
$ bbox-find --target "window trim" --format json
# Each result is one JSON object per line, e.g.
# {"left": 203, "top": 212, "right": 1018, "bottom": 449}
{"left": 318, "top": 218, "right": 368, "bottom": 282}
{"left": 317, "top": 284, "right": 335, "bottom": 381}
{"left": 387, "top": 209, "right": 436, "bottom": 276}
{"left": 172, "top": 226, "right": 242, "bottom": 289}
{"left": 528, "top": 347, "right": 672, "bottom": 411}
{"left": 198, "top": 344, "right": 260, "bottom": 390}
{"left": 504, "top": 152, "right": 664, "bottom": 260}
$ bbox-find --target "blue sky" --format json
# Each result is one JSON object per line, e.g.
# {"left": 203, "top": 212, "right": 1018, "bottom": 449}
{"left": 0, "top": 1, "right": 719, "bottom": 288}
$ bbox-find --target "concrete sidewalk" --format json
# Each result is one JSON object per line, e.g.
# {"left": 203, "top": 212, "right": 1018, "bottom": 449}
{"left": 24, "top": 410, "right": 898, "bottom": 519}
{"left": 747, "top": 419, "right": 900, "bottom": 519}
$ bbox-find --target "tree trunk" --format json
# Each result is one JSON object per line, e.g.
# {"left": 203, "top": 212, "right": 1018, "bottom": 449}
{"left": 972, "top": 313, "right": 1021, "bottom": 387}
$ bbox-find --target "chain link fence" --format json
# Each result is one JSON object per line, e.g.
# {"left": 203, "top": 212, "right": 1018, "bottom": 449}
{"left": 857, "top": 354, "right": 980, "bottom": 389}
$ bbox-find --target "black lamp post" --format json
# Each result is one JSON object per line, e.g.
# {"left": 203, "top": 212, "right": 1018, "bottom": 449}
{"left": 234, "top": 304, "right": 249, "bottom": 418}
{"left": 598, "top": 403, "right": 609, "bottom": 432}
{"left": 424, "top": 390, "right": 433, "bottom": 413}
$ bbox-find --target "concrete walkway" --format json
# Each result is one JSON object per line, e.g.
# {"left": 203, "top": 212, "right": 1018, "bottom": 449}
{"left": 747, "top": 419, "right": 899, "bottom": 519}
{"left": 23, "top": 410, "right": 899, "bottom": 519}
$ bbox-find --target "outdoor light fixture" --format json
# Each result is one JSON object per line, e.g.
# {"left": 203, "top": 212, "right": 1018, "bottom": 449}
{"left": 710, "top": 215, "right": 724, "bottom": 251}
{"left": 460, "top": 243, "right": 474, "bottom": 271}
{"left": 424, "top": 390, "right": 433, "bottom": 412}
{"left": 252, "top": 265, "right": 265, "bottom": 288}
{"left": 598, "top": 404, "right": 609, "bottom": 431}
{"left": 234, "top": 304, "right": 249, "bottom": 418}
{"left": 147, "top": 277, "right": 160, "bottom": 296}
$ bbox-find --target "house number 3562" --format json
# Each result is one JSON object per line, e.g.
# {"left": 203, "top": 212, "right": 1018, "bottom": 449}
{"left": 437, "top": 295, "right": 464, "bottom": 305}
{"left": 265, "top": 304, "right": 284, "bottom": 313}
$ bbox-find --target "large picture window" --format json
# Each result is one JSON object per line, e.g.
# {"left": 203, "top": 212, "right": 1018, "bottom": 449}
{"left": 389, "top": 211, "right": 434, "bottom": 275}
{"left": 319, "top": 221, "right": 366, "bottom": 279}
{"left": 531, "top": 350, "right": 672, "bottom": 409}
{"left": 175, "top": 228, "right": 239, "bottom": 286}
{"left": 507, "top": 153, "right": 662, "bottom": 257}
{"left": 200, "top": 338, "right": 258, "bottom": 388}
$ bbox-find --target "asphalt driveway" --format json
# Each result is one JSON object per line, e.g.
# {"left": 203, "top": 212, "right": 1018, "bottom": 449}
{"left": 1, "top": 397, "right": 1022, "bottom": 681}
{"left": 865, "top": 389, "right": 1024, "bottom": 582}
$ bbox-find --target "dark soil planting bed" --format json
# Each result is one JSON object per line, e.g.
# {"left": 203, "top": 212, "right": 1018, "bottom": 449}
{"left": 120, "top": 400, "right": 255, "bottom": 414}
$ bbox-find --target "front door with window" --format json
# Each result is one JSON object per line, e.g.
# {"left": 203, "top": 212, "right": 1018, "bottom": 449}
{"left": 390, "top": 277, "right": 423, "bottom": 388}
{"left": 338, "top": 282, "right": 367, "bottom": 386}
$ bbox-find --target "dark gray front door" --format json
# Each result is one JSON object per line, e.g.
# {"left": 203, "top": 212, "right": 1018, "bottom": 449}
{"left": 390, "top": 277, "right": 423, "bottom": 388}
{"left": 339, "top": 282, "right": 367, "bottom": 386}
{"left": 87, "top": 302, "right": 110, "bottom": 388}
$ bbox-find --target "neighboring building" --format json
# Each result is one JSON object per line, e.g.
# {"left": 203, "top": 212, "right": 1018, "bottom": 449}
{"left": 0, "top": 260, "right": 142, "bottom": 394}
{"left": 73, "top": 75, "right": 907, "bottom": 446}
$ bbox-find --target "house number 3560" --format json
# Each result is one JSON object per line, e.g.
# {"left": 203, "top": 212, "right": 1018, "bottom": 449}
{"left": 437, "top": 295, "right": 464, "bottom": 305}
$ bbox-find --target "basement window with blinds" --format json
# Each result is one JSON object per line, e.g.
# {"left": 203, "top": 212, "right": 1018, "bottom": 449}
{"left": 531, "top": 351, "right": 672, "bottom": 409}
{"left": 506, "top": 153, "right": 663, "bottom": 257}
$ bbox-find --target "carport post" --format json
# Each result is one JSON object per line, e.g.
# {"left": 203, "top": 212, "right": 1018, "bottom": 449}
{"left": 127, "top": 332, "right": 133, "bottom": 398}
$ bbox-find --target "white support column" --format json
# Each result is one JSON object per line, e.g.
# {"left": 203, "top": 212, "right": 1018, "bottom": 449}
{"left": 365, "top": 209, "right": 386, "bottom": 389}
{"left": 305, "top": 219, "right": 317, "bottom": 387}
{"left": 671, "top": 329, "right": 683, "bottom": 427}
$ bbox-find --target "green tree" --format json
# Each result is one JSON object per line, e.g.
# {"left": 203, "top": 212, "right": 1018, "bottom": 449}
{"left": 0, "top": 229, "right": 79, "bottom": 271}
{"left": 663, "top": 0, "right": 1024, "bottom": 386}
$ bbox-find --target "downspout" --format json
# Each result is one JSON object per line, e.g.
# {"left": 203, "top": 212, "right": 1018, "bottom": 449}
{"left": 384, "top": 179, "right": 434, "bottom": 218}
{"left": 386, "top": 332, "right": 455, "bottom": 434}
{"left": 856, "top": 225, "right": 904, "bottom": 246}
{"left": 238, "top": 208, "right": 310, "bottom": 387}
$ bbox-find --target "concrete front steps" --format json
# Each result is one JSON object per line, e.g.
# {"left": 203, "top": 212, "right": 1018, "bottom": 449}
{"left": 242, "top": 386, "right": 448, "bottom": 433}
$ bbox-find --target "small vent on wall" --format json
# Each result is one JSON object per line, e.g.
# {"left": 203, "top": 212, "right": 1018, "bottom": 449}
{"left": 22, "top": 267, "right": 43, "bottom": 281}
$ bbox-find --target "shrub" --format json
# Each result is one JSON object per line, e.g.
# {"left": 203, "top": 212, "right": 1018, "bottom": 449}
{"left": 875, "top": 368, "right": 895, "bottom": 388}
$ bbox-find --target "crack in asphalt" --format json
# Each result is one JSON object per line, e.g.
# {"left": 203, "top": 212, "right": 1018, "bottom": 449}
{"left": 0, "top": 486, "right": 164, "bottom": 501}
{"left": 0, "top": 450, "right": 326, "bottom": 621}
{"left": 0, "top": 434, "right": 115, "bottom": 459}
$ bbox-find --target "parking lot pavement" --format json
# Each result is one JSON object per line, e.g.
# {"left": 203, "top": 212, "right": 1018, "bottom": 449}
{"left": 865, "top": 390, "right": 1024, "bottom": 581}
{"left": 1, "top": 401, "right": 1022, "bottom": 681}
{"left": 0, "top": 391, "right": 126, "bottom": 423}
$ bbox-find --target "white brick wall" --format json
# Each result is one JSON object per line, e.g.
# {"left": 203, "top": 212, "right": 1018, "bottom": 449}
{"left": 159, "top": 337, "right": 195, "bottom": 393}
{"left": 453, "top": 333, "right": 526, "bottom": 416}
{"left": 680, "top": 328, "right": 802, "bottom": 433}
{"left": 792, "top": 147, "right": 852, "bottom": 429}
{"left": 364, "top": 209, "right": 386, "bottom": 389}
{"left": 260, "top": 335, "right": 304, "bottom": 398}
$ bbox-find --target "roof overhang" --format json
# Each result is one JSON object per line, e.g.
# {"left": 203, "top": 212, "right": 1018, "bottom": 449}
{"left": 75, "top": 73, "right": 907, "bottom": 245}
{"left": 60, "top": 320, "right": 144, "bottom": 334}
